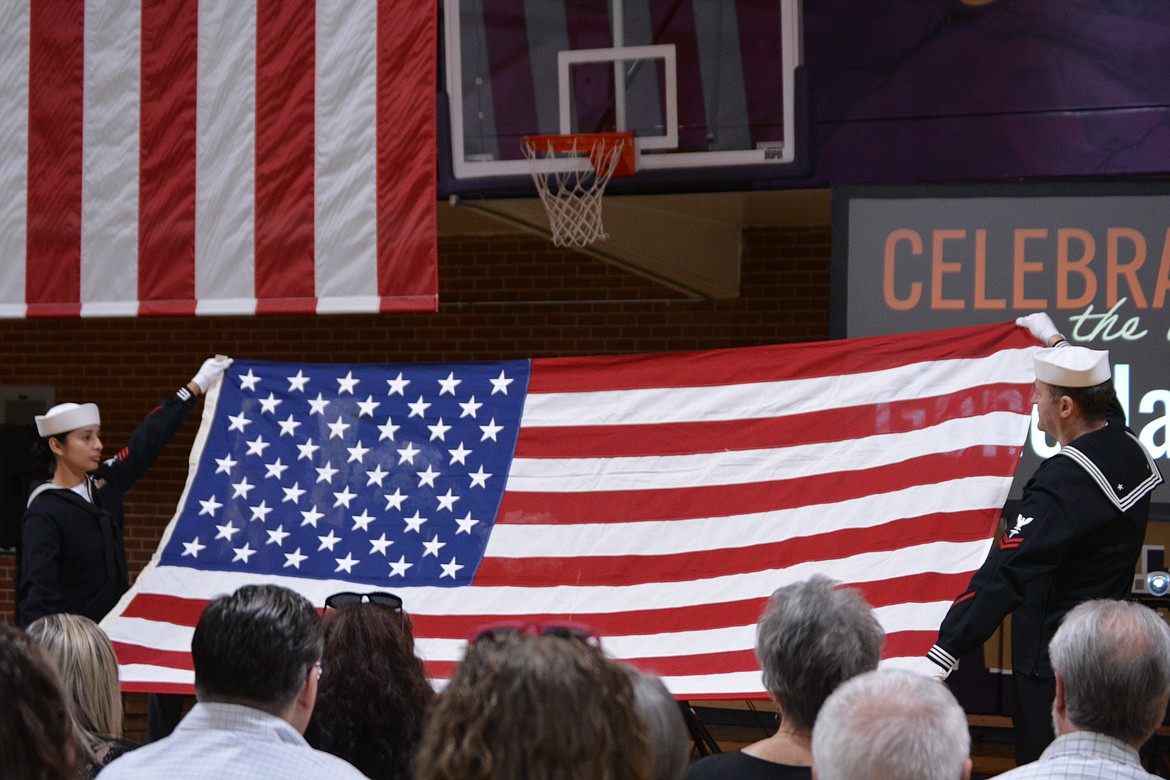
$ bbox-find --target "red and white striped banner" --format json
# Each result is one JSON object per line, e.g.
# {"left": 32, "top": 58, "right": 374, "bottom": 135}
{"left": 0, "top": 0, "right": 436, "bottom": 318}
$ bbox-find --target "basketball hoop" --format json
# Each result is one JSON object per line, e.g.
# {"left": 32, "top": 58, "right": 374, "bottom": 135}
{"left": 521, "top": 131, "right": 635, "bottom": 247}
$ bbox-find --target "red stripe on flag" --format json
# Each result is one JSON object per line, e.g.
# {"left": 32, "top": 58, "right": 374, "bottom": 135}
{"left": 515, "top": 385, "right": 1031, "bottom": 459}
{"left": 25, "top": 0, "right": 84, "bottom": 317}
{"left": 422, "top": 628, "right": 940, "bottom": 683}
{"left": 254, "top": 0, "right": 317, "bottom": 315}
{"left": 138, "top": 0, "right": 198, "bottom": 316}
{"left": 528, "top": 322, "right": 1034, "bottom": 393}
{"left": 376, "top": 0, "right": 438, "bottom": 311}
{"left": 475, "top": 511, "right": 999, "bottom": 588}
{"left": 113, "top": 641, "right": 193, "bottom": 672}
{"left": 119, "top": 592, "right": 208, "bottom": 624}
{"left": 499, "top": 450, "right": 1017, "bottom": 526}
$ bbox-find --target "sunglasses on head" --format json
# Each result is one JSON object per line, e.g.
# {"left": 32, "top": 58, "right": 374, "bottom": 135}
{"left": 324, "top": 591, "right": 403, "bottom": 612}
{"left": 470, "top": 620, "right": 602, "bottom": 649}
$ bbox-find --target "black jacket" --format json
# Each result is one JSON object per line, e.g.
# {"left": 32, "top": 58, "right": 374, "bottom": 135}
{"left": 18, "top": 390, "right": 196, "bottom": 626}
{"left": 935, "top": 399, "right": 1162, "bottom": 676}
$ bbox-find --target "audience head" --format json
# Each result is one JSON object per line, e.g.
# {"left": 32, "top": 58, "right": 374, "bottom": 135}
{"left": 811, "top": 668, "right": 971, "bottom": 780}
{"left": 0, "top": 622, "right": 82, "bottom": 780}
{"left": 191, "top": 584, "right": 323, "bottom": 728}
{"left": 305, "top": 592, "right": 434, "bottom": 780}
{"left": 755, "top": 575, "right": 884, "bottom": 732}
{"left": 417, "top": 625, "right": 652, "bottom": 780}
{"left": 623, "top": 666, "right": 689, "bottom": 780}
{"left": 27, "top": 613, "right": 124, "bottom": 767}
{"left": 1049, "top": 598, "right": 1170, "bottom": 747}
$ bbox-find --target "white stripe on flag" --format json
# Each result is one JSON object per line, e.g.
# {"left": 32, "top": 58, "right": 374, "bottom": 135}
{"left": 485, "top": 476, "right": 1011, "bottom": 558}
{"left": 81, "top": 0, "right": 141, "bottom": 317}
{"left": 315, "top": 0, "right": 378, "bottom": 307}
{"left": 0, "top": 3, "right": 30, "bottom": 318}
{"left": 506, "top": 413, "right": 1027, "bottom": 493}
{"left": 196, "top": 0, "right": 258, "bottom": 314}
{"left": 522, "top": 350, "right": 1034, "bottom": 427}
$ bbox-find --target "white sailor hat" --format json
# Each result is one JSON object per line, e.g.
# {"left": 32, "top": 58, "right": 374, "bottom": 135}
{"left": 35, "top": 402, "right": 101, "bottom": 437}
{"left": 1034, "top": 345, "right": 1111, "bottom": 388}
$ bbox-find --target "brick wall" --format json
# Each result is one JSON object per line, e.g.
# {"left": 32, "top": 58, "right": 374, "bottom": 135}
{"left": 0, "top": 225, "right": 831, "bottom": 623}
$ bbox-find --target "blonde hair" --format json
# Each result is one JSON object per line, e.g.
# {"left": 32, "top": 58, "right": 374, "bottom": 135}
{"left": 27, "top": 613, "right": 124, "bottom": 750}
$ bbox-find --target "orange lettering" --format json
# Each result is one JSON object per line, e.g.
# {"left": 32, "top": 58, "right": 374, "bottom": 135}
{"left": 973, "top": 229, "right": 1005, "bottom": 310}
{"left": 1107, "top": 228, "right": 1148, "bottom": 308}
{"left": 1056, "top": 229, "right": 1096, "bottom": 308}
{"left": 931, "top": 230, "right": 966, "bottom": 310}
{"left": 1013, "top": 229, "right": 1048, "bottom": 309}
{"left": 1155, "top": 228, "right": 1170, "bottom": 309}
{"left": 884, "top": 229, "right": 923, "bottom": 311}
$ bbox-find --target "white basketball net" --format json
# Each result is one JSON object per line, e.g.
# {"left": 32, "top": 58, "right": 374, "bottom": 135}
{"left": 523, "top": 135, "right": 628, "bottom": 248}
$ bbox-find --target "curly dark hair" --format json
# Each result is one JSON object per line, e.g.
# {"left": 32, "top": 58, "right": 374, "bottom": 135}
{"left": 304, "top": 605, "right": 434, "bottom": 780}
{"left": 0, "top": 623, "right": 81, "bottom": 780}
{"left": 416, "top": 632, "right": 652, "bottom": 780}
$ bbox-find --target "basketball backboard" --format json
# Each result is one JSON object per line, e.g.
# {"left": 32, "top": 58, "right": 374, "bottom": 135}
{"left": 441, "top": 0, "right": 808, "bottom": 197}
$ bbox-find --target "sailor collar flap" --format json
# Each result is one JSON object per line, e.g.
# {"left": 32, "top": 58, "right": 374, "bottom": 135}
{"left": 26, "top": 480, "right": 104, "bottom": 517}
{"left": 1057, "top": 427, "right": 1163, "bottom": 513}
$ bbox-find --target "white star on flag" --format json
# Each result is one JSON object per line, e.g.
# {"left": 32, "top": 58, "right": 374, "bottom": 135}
{"left": 278, "top": 415, "right": 302, "bottom": 436}
{"left": 352, "top": 510, "right": 376, "bottom": 532}
{"left": 245, "top": 436, "right": 269, "bottom": 456}
{"left": 386, "top": 372, "right": 409, "bottom": 395}
{"left": 249, "top": 501, "right": 273, "bottom": 523}
{"left": 231, "top": 477, "right": 254, "bottom": 499}
{"left": 214, "top": 454, "right": 237, "bottom": 474}
{"left": 336, "top": 371, "right": 359, "bottom": 394}
{"left": 214, "top": 521, "right": 239, "bottom": 541}
{"left": 232, "top": 543, "right": 256, "bottom": 563}
{"left": 479, "top": 418, "right": 503, "bottom": 441}
{"left": 266, "top": 525, "right": 290, "bottom": 546}
{"left": 308, "top": 393, "right": 330, "bottom": 415}
{"left": 489, "top": 370, "right": 513, "bottom": 394}
{"left": 264, "top": 458, "right": 288, "bottom": 479}
{"left": 282, "top": 482, "right": 306, "bottom": 504}
{"left": 438, "top": 372, "right": 461, "bottom": 395}
{"left": 369, "top": 534, "right": 394, "bottom": 555}
{"left": 389, "top": 555, "right": 413, "bottom": 577}
{"left": 227, "top": 412, "right": 251, "bottom": 432}
{"left": 283, "top": 548, "right": 308, "bottom": 569}
{"left": 286, "top": 371, "right": 310, "bottom": 392}
{"left": 181, "top": 538, "right": 206, "bottom": 558}
{"left": 377, "top": 417, "right": 400, "bottom": 441}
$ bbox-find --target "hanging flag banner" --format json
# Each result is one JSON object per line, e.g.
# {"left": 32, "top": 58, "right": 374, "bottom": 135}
{"left": 0, "top": 0, "right": 437, "bottom": 318}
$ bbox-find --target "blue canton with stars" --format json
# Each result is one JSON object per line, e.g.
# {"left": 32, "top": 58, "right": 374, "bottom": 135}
{"left": 160, "top": 359, "right": 530, "bottom": 586}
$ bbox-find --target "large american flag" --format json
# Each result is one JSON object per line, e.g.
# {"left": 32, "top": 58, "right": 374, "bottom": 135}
{"left": 0, "top": 0, "right": 436, "bottom": 317}
{"left": 103, "top": 322, "right": 1038, "bottom": 697}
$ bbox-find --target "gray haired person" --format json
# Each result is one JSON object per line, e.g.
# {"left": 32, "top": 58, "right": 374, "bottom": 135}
{"left": 625, "top": 667, "right": 689, "bottom": 780}
{"left": 811, "top": 669, "right": 971, "bottom": 780}
{"left": 686, "top": 575, "right": 884, "bottom": 780}
{"left": 992, "top": 599, "right": 1170, "bottom": 780}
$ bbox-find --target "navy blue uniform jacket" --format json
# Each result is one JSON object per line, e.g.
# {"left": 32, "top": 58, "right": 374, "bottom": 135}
{"left": 18, "top": 391, "right": 195, "bottom": 627}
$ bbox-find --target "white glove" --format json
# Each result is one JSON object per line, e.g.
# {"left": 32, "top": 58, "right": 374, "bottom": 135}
{"left": 191, "top": 355, "right": 233, "bottom": 393}
{"left": 1015, "top": 313, "right": 1061, "bottom": 345}
{"left": 903, "top": 655, "right": 952, "bottom": 681}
